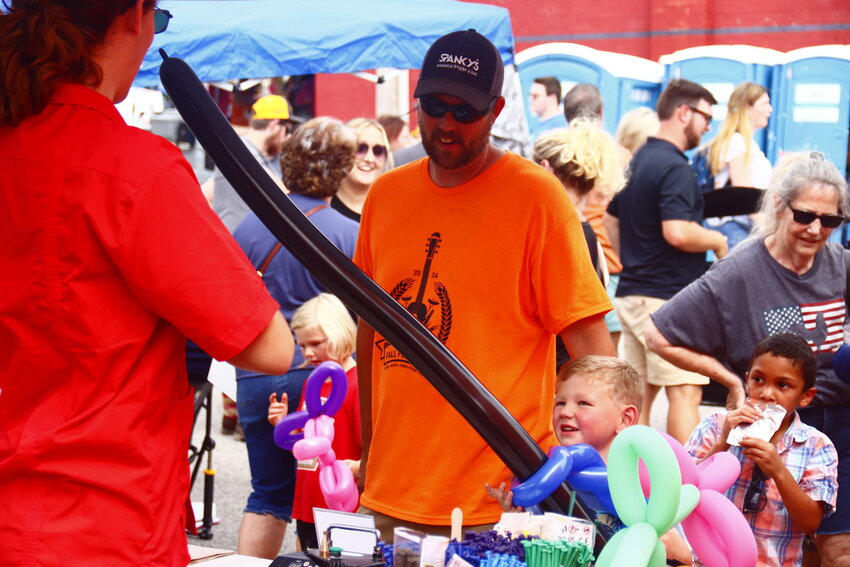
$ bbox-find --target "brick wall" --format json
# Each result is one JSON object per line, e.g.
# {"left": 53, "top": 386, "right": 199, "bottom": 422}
{"left": 315, "top": 0, "right": 850, "bottom": 121}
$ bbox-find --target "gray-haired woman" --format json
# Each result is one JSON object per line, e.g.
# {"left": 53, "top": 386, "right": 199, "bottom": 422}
{"left": 645, "top": 152, "right": 850, "bottom": 562}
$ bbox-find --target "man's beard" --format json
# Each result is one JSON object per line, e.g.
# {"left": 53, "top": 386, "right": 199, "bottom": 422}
{"left": 684, "top": 118, "right": 701, "bottom": 151}
{"left": 264, "top": 136, "right": 283, "bottom": 158}
{"left": 420, "top": 120, "right": 491, "bottom": 170}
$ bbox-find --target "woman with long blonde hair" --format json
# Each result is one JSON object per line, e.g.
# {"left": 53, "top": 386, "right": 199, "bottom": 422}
{"left": 703, "top": 82, "right": 773, "bottom": 249}
{"left": 707, "top": 81, "right": 773, "bottom": 188}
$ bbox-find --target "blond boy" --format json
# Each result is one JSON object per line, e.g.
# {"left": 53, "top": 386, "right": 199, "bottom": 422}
{"left": 485, "top": 355, "right": 641, "bottom": 507}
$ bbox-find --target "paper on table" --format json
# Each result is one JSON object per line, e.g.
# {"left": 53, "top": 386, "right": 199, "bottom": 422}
{"left": 312, "top": 507, "right": 378, "bottom": 555}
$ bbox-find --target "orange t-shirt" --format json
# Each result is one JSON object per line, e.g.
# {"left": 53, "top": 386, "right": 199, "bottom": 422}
{"left": 354, "top": 153, "right": 611, "bottom": 525}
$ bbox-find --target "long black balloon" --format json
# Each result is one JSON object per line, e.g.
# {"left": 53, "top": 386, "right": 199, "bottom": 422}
{"left": 159, "top": 52, "right": 607, "bottom": 552}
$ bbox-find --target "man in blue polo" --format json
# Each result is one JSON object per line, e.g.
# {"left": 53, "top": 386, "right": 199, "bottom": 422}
{"left": 604, "top": 79, "right": 727, "bottom": 443}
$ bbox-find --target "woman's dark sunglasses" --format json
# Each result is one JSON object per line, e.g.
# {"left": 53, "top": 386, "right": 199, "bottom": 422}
{"left": 154, "top": 8, "right": 172, "bottom": 34}
{"left": 356, "top": 143, "right": 387, "bottom": 160}
{"left": 789, "top": 206, "right": 844, "bottom": 229}
{"left": 742, "top": 466, "right": 767, "bottom": 514}
{"left": 419, "top": 95, "right": 493, "bottom": 124}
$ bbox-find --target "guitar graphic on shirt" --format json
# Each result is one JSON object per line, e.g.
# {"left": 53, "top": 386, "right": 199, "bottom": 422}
{"left": 408, "top": 232, "right": 442, "bottom": 323}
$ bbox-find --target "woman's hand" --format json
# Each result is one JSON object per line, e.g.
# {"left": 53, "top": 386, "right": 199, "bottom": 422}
{"left": 267, "top": 392, "right": 289, "bottom": 426}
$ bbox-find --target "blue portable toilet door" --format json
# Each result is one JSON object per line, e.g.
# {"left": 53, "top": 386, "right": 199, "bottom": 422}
{"left": 517, "top": 43, "right": 663, "bottom": 139}
{"left": 774, "top": 57, "right": 850, "bottom": 176}
{"left": 516, "top": 50, "right": 603, "bottom": 135}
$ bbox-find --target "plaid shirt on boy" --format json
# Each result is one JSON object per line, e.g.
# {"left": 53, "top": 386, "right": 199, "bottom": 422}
{"left": 685, "top": 411, "right": 838, "bottom": 567}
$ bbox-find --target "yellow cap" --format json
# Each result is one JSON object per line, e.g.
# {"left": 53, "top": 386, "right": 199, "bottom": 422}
{"left": 252, "top": 95, "right": 291, "bottom": 120}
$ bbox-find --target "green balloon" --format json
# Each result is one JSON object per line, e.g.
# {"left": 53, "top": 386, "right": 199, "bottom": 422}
{"left": 595, "top": 522, "right": 659, "bottom": 567}
{"left": 673, "top": 483, "right": 700, "bottom": 526}
{"left": 606, "top": 426, "right": 683, "bottom": 532}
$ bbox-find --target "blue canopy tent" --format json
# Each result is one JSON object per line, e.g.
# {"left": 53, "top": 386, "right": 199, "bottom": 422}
{"left": 135, "top": 0, "right": 515, "bottom": 86}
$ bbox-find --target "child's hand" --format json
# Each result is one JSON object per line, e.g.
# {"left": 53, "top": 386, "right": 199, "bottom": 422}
{"left": 740, "top": 437, "right": 783, "bottom": 479}
{"left": 484, "top": 482, "right": 523, "bottom": 513}
{"left": 661, "top": 529, "right": 693, "bottom": 565}
{"left": 342, "top": 459, "right": 360, "bottom": 478}
{"left": 721, "top": 399, "right": 762, "bottom": 438}
{"left": 267, "top": 392, "right": 289, "bottom": 426}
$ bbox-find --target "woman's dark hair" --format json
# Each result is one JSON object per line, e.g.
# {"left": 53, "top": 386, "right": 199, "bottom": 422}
{"left": 0, "top": 0, "right": 138, "bottom": 126}
{"left": 280, "top": 117, "right": 357, "bottom": 198}
{"left": 750, "top": 333, "right": 817, "bottom": 390}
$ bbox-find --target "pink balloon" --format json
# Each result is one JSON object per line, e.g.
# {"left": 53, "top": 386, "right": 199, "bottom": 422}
{"left": 320, "top": 460, "right": 358, "bottom": 512}
{"left": 637, "top": 433, "right": 755, "bottom": 567}
{"left": 696, "top": 453, "right": 741, "bottom": 494}
{"left": 308, "top": 414, "right": 335, "bottom": 442}
{"left": 292, "top": 436, "right": 331, "bottom": 460}
{"left": 318, "top": 448, "right": 336, "bottom": 467}
{"left": 683, "top": 490, "right": 757, "bottom": 567}
{"left": 658, "top": 432, "right": 698, "bottom": 484}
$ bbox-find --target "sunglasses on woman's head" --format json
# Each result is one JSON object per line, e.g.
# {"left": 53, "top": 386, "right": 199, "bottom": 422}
{"left": 418, "top": 95, "right": 494, "bottom": 124}
{"left": 789, "top": 206, "right": 844, "bottom": 229}
{"left": 356, "top": 143, "right": 387, "bottom": 160}
{"left": 154, "top": 8, "right": 172, "bottom": 34}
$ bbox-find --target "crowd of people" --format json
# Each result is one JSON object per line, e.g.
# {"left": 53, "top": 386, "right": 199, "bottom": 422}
{"left": 2, "top": 3, "right": 849, "bottom": 567}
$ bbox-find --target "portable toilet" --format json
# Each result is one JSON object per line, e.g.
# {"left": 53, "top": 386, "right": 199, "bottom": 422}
{"left": 660, "top": 45, "right": 783, "bottom": 150}
{"left": 515, "top": 43, "right": 664, "bottom": 138}
{"left": 768, "top": 45, "right": 850, "bottom": 176}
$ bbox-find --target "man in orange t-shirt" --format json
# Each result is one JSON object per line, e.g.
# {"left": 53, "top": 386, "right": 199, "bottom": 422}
{"left": 354, "top": 30, "right": 615, "bottom": 540}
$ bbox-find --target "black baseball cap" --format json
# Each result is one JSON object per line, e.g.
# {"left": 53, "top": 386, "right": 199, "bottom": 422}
{"left": 414, "top": 29, "right": 504, "bottom": 112}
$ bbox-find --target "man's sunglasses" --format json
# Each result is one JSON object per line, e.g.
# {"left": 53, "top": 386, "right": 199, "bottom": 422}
{"left": 789, "top": 206, "right": 844, "bottom": 229}
{"left": 356, "top": 143, "right": 387, "bottom": 160}
{"left": 154, "top": 8, "right": 172, "bottom": 34}
{"left": 687, "top": 105, "right": 713, "bottom": 122}
{"left": 742, "top": 465, "right": 767, "bottom": 514}
{"left": 418, "top": 95, "right": 493, "bottom": 124}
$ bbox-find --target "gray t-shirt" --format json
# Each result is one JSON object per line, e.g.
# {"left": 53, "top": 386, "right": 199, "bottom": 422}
{"left": 211, "top": 136, "right": 281, "bottom": 233}
{"left": 652, "top": 238, "right": 848, "bottom": 406}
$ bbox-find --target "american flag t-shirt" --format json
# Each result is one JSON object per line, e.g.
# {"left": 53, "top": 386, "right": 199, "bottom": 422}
{"left": 763, "top": 299, "right": 845, "bottom": 353}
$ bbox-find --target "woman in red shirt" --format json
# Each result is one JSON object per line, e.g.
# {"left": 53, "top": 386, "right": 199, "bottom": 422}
{"left": 0, "top": 3, "right": 293, "bottom": 566}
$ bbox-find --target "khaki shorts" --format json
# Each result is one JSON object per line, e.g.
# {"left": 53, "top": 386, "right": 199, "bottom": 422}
{"left": 615, "top": 295, "right": 708, "bottom": 387}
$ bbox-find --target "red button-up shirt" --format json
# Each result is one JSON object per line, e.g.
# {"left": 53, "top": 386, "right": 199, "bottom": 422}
{"left": 0, "top": 84, "right": 279, "bottom": 566}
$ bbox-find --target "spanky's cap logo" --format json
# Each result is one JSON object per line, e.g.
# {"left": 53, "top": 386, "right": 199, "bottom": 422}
{"left": 414, "top": 29, "right": 504, "bottom": 112}
{"left": 437, "top": 53, "right": 480, "bottom": 75}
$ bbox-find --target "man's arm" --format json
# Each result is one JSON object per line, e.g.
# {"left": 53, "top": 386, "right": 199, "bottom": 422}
{"left": 228, "top": 310, "right": 294, "bottom": 375}
{"left": 355, "top": 319, "right": 375, "bottom": 492}
{"left": 661, "top": 219, "right": 728, "bottom": 259}
{"left": 644, "top": 319, "right": 745, "bottom": 409}
{"left": 603, "top": 213, "right": 620, "bottom": 257}
{"left": 559, "top": 313, "right": 617, "bottom": 358}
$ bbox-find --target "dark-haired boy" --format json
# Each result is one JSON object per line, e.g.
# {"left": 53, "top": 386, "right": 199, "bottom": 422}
{"left": 685, "top": 333, "right": 838, "bottom": 566}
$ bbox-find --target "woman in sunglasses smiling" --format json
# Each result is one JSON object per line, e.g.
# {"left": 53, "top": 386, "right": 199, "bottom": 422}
{"left": 331, "top": 118, "right": 392, "bottom": 222}
{"left": 646, "top": 151, "right": 850, "bottom": 564}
